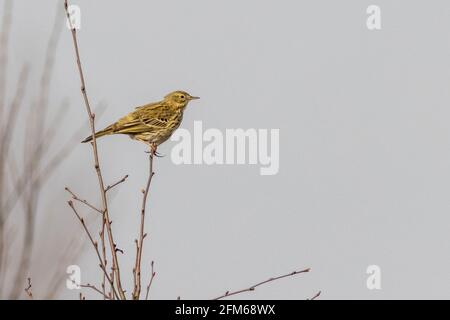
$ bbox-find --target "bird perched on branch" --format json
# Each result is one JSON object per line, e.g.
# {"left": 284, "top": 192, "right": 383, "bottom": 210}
{"left": 82, "top": 90, "right": 199, "bottom": 154}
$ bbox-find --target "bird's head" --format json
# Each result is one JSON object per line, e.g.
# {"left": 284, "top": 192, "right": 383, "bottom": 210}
{"left": 164, "top": 90, "right": 199, "bottom": 107}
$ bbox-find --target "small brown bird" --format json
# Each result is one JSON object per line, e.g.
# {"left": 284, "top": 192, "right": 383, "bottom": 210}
{"left": 82, "top": 90, "right": 199, "bottom": 152}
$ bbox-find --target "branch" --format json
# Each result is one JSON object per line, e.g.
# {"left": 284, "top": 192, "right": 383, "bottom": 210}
{"left": 99, "top": 225, "right": 107, "bottom": 300}
{"left": 145, "top": 261, "right": 156, "bottom": 300}
{"left": 24, "top": 277, "right": 33, "bottom": 299}
{"left": 65, "top": 187, "right": 103, "bottom": 214}
{"left": 80, "top": 283, "right": 111, "bottom": 300}
{"left": 67, "top": 200, "right": 118, "bottom": 299}
{"left": 132, "top": 152, "right": 155, "bottom": 299}
{"left": 212, "top": 268, "right": 311, "bottom": 300}
{"left": 105, "top": 174, "right": 129, "bottom": 192}
{"left": 309, "top": 290, "right": 321, "bottom": 300}
{"left": 64, "top": 0, "right": 126, "bottom": 300}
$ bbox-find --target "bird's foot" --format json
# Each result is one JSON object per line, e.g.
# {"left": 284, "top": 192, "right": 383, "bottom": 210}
{"left": 145, "top": 150, "right": 164, "bottom": 157}
{"left": 146, "top": 143, "right": 164, "bottom": 157}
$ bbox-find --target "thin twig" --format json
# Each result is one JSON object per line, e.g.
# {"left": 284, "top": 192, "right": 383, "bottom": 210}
{"left": 132, "top": 152, "right": 155, "bottom": 300}
{"left": 65, "top": 187, "right": 103, "bottom": 214}
{"left": 64, "top": 0, "right": 126, "bottom": 300}
{"left": 67, "top": 200, "right": 118, "bottom": 299}
{"left": 108, "top": 270, "right": 115, "bottom": 300}
{"left": 105, "top": 175, "right": 129, "bottom": 192}
{"left": 100, "top": 225, "right": 107, "bottom": 300}
{"left": 212, "top": 268, "right": 311, "bottom": 300}
{"left": 24, "top": 277, "right": 33, "bottom": 299}
{"left": 145, "top": 261, "right": 156, "bottom": 300}
{"left": 80, "top": 283, "right": 111, "bottom": 300}
{"left": 100, "top": 224, "right": 107, "bottom": 299}
{"left": 309, "top": 290, "right": 321, "bottom": 300}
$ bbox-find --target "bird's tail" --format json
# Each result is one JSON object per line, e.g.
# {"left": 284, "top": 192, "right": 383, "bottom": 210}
{"left": 81, "top": 126, "right": 114, "bottom": 143}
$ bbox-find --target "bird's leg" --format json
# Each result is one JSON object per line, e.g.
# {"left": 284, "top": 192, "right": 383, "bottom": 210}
{"left": 150, "top": 143, "right": 157, "bottom": 156}
{"left": 145, "top": 142, "right": 157, "bottom": 156}
{"left": 145, "top": 142, "right": 164, "bottom": 157}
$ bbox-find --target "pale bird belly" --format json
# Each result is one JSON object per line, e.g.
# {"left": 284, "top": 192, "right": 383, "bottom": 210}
{"left": 132, "top": 120, "right": 181, "bottom": 145}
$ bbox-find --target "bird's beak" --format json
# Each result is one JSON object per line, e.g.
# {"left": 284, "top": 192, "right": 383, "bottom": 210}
{"left": 189, "top": 96, "right": 200, "bottom": 100}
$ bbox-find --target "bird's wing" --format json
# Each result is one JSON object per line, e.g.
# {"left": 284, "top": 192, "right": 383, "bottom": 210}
{"left": 112, "top": 102, "right": 171, "bottom": 134}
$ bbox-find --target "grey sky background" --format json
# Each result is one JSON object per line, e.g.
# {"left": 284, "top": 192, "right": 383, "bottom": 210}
{"left": 4, "top": 0, "right": 450, "bottom": 299}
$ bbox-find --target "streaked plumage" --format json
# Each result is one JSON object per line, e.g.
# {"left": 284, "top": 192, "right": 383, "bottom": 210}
{"left": 82, "top": 90, "right": 199, "bottom": 148}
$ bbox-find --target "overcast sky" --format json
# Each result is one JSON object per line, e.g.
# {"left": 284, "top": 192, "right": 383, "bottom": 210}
{"left": 4, "top": 0, "right": 450, "bottom": 299}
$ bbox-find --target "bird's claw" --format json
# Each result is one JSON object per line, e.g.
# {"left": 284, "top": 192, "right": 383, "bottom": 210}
{"left": 145, "top": 143, "right": 164, "bottom": 157}
{"left": 146, "top": 150, "right": 164, "bottom": 157}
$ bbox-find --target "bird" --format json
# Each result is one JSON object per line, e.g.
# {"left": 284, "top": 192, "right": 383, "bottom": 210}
{"left": 82, "top": 90, "right": 199, "bottom": 154}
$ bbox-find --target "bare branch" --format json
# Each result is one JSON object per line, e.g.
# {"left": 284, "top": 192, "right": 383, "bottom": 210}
{"left": 105, "top": 174, "right": 129, "bottom": 192}
{"left": 80, "top": 283, "right": 111, "bottom": 300}
{"left": 64, "top": 0, "right": 126, "bottom": 300}
{"left": 145, "top": 261, "right": 156, "bottom": 300}
{"left": 132, "top": 152, "right": 155, "bottom": 300}
{"left": 100, "top": 225, "right": 107, "bottom": 300}
{"left": 65, "top": 187, "right": 103, "bottom": 214}
{"left": 24, "top": 277, "right": 33, "bottom": 299}
{"left": 309, "top": 290, "right": 321, "bottom": 300}
{"left": 67, "top": 200, "right": 118, "bottom": 299}
{"left": 212, "top": 268, "right": 311, "bottom": 300}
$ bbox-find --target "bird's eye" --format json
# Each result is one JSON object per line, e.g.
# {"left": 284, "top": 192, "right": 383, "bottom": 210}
{"left": 181, "top": 95, "right": 185, "bottom": 99}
